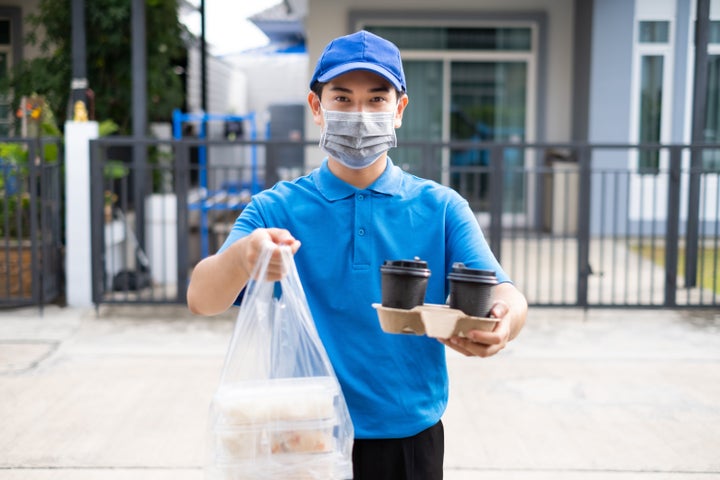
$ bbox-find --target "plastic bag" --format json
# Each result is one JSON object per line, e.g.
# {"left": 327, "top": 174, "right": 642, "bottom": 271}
{"left": 205, "top": 244, "right": 354, "bottom": 480}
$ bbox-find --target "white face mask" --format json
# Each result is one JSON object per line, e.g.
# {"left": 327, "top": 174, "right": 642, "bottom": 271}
{"left": 319, "top": 108, "right": 397, "bottom": 169}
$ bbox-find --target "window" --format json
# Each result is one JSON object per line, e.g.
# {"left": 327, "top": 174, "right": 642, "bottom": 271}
{"left": 704, "top": 22, "right": 720, "bottom": 171}
{"left": 709, "top": 20, "right": 720, "bottom": 44}
{"left": 366, "top": 26, "right": 532, "bottom": 51}
{"left": 639, "top": 20, "right": 669, "bottom": 43}
{"left": 362, "top": 24, "right": 536, "bottom": 212}
{"left": 634, "top": 21, "right": 672, "bottom": 173}
{"left": 0, "top": 19, "right": 9, "bottom": 45}
{"left": 638, "top": 55, "right": 663, "bottom": 171}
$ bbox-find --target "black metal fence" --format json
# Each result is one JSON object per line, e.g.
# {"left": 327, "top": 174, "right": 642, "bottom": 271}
{"left": 0, "top": 137, "right": 64, "bottom": 308}
{"left": 89, "top": 137, "right": 720, "bottom": 309}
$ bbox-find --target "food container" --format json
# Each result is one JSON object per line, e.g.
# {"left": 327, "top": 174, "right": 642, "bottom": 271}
{"left": 207, "top": 376, "right": 350, "bottom": 478}
{"left": 213, "top": 417, "right": 337, "bottom": 462}
{"left": 213, "top": 377, "right": 339, "bottom": 426}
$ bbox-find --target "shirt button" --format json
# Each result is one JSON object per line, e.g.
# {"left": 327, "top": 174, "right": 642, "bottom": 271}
{"left": 358, "top": 228, "right": 365, "bottom": 236}
{"left": 358, "top": 194, "right": 364, "bottom": 200}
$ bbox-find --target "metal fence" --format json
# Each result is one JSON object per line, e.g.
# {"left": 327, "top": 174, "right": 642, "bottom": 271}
{"left": 89, "top": 137, "right": 720, "bottom": 309}
{"left": 0, "top": 137, "right": 64, "bottom": 308}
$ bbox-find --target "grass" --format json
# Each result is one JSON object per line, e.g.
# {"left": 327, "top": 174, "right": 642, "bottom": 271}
{"left": 634, "top": 243, "right": 720, "bottom": 294}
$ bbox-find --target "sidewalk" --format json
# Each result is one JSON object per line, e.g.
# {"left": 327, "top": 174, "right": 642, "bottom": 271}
{"left": 0, "top": 304, "right": 719, "bottom": 479}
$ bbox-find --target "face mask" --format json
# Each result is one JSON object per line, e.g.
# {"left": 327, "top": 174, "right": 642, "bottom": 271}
{"left": 319, "top": 108, "right": 397, "bottom": 169}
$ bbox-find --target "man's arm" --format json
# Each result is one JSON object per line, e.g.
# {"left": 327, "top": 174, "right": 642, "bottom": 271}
{"left": 439, "top": 282, "right": 528, "bottom": 358}
{"left": 187, "top": 228, "right": 301, "bottom": 316}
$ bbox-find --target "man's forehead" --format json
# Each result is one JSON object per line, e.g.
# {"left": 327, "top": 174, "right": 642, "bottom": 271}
{"left": 326, "top": 70, "right": 394, "bottom": 90}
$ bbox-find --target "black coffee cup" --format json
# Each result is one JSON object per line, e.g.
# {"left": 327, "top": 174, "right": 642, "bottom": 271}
{"left": 380, "top": 258, "right": 431, "bottom": 309}
{"left": 447, "top": 263, "right": 498, "bottom": 317}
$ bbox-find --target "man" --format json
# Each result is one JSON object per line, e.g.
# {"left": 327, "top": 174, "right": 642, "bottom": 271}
{"left": 188, "top": 30, "right": 527, "bottom": 480}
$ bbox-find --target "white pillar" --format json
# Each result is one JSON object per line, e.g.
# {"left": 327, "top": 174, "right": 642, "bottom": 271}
{"left": 145, "top": 193, "right": 178, "bottom": 285}
{"left": 64, "top": 121, "right": 99, "bottom": 307}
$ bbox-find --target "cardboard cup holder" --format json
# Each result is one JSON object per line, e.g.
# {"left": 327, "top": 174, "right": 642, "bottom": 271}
{"left": 372, "top": 303, "right": 498, "bottom": 339}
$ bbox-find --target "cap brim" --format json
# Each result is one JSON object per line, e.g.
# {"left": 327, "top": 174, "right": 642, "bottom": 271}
{"left": 316, "top": 62, "right": 404, "bottom": 92}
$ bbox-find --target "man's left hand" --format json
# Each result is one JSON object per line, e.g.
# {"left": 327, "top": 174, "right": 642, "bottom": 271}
{"left": 438, "top": 300, "right": 512, "bottom": 357}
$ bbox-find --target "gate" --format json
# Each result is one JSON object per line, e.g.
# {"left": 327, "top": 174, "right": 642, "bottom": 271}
{"left": 89, "top": 137, "right": 720, "bottom": 309}
{"left": 0, "top": 137, "right": 64, "bottom": 308}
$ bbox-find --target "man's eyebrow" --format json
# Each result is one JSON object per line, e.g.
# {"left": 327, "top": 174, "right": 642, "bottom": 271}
{"left": 327, "top": 85, "right": 392, "bottom": 94}
{"left": 328, "top": 86, "right": 352, "bottom": 93}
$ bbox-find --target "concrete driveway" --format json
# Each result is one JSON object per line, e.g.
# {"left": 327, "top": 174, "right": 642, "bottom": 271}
{"left": 0, "top": 305, "right": 718, "bottom": 479}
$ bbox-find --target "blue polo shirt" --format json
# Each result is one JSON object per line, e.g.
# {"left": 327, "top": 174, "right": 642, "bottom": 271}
{"left": 219, "top": 158, "right": 509, "bottom": 439}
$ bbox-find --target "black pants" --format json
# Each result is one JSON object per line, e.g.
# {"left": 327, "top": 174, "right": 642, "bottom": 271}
{"left": 351, "top": 421, "right": 444, "bottom": 480}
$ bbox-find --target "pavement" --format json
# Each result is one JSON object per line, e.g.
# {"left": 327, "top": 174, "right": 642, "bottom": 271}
{"left": 0, "top": 304, "right": 719, "bottom": 479}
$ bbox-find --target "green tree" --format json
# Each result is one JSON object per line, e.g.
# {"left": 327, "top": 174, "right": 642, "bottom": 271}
{"left": 7, "top": 0, "right": 187, "bottom": 134}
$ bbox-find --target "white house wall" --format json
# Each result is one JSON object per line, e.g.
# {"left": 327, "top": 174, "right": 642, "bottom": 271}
{"left": 222, "top": 52, "right": 309, "bottom": 132}
{"left": 186, "top": 47, "right": 246, "bottom": 116}
{"left": 626, "top": 0, "right": 716, "bottom": 227}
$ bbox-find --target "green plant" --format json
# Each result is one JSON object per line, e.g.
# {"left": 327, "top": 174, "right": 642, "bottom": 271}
{"left": 6, "top": 0, "right": 188, "bottom": 134}
{"left": 0, "top": 192, "right": 30, "bottom": 238}
{"left": 0, "top": 144, "right": 30, "bottom": 238}
{"left": 0, "top": 94, "right": 58, "bottom": 239}
{"left": 97, "top": 119, "right": 129, "bottom": 181}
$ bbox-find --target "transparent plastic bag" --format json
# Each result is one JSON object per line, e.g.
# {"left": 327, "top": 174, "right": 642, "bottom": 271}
{"left": 206, "top": 244, "right": 354, "bottom": 480}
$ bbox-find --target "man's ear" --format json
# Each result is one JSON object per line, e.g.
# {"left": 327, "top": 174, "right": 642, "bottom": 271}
{"left": 394, "top": 94, "right": 409, "bottom": 128}
{"left": 308, "top": 91, "right": 323, "bottom": 126}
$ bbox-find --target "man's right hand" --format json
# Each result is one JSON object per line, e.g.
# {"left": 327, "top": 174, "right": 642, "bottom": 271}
{"left": 186, "top": 228, "right": 301, "bottom": 316}
{"left": 231, "top": 228, "right": 302, "bottom": 281}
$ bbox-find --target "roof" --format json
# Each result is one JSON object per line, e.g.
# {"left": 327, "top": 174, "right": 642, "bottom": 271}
{"left": 248, "top": 0, "right": 306, "bottom": 46}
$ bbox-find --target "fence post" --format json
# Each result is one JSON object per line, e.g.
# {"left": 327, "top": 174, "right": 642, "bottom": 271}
{"left": 576, "top": 146, "right": 591, "bottom": 307}
{"left": 27, "top": 139, "right": 40, "bottom": 306}
{"left": 489, "top": 146, "right": 504, "bottom": 260}
{"left": 175, "top": 140, "right": 190, "bottom": 302}
{"left": 90, "top": 138, "right": 105, "bottom": 305}
{"left": 65, "top": 120, "right": 98, "bottom": 307}
{"left": 664, "top": 146, "right": 682, "bottom": 307}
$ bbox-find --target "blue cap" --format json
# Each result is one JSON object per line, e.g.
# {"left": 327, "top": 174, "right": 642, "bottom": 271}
{"left": 309, "top": 30, "right": 406, "bottom": 92}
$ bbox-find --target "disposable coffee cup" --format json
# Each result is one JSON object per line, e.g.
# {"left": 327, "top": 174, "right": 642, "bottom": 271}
{"left": 380, "top": 258, "right": 431, "bottom": 309}
{"left": 447, "top": 263, "right": 498, "bottom": 317}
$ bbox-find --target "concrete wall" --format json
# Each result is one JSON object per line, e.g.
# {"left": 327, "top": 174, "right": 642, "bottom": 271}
{"left": 0, "top": 0, "right": 41, "bottom": 60}
{"left": 587, "top": 0, "right": 635, "bottom": 144}
{"left": 221, "top": 52, "right": 309, "bottom": 135}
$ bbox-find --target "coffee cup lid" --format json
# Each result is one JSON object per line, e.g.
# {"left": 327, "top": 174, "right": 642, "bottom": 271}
{"left": 383, "top": 258, "right": 428, "bottom": 269}
{"left": 380, "top": 258, "right": 431, "bottom": 277}
{"left": 447, "top": 262, "right": 497, "bottom": 284}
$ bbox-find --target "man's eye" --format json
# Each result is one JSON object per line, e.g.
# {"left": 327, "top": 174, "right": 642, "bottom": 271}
{"left": 371, "top": 96, "right": 387, "bottom": 103}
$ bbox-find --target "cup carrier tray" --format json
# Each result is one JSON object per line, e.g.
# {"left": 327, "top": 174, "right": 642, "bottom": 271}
{"left": 372, "top": 303, "right": 498, "bottom": 338}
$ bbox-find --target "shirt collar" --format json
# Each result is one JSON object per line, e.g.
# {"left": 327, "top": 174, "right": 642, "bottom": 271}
{"left": 314, "top": 157, "right": 403, "bottom": 201}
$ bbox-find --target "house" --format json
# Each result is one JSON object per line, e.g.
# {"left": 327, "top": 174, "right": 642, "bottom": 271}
{"left": 243, "top": 0, "right": 719, "bottom": 236}
{"left": 0, "top": 1, "right": 41, "bottom": 135}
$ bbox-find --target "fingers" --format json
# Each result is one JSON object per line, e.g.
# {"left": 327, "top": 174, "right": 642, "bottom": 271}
{"left": 440, "top": 336, "right": 505, "bottom": 358}
{"left": 489, "top": 300, "right": 509, "bottom": 319}
{"left": 243, "top": 229, "right": 301, "bottom": 281}
{"left": 439, "top": 303, "right": 512, "bottom": 357}
{"left": 266, "top": 228, "right": 297, "bottom": 246}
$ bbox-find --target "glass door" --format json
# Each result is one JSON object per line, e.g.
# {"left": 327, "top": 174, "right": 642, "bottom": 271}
{"left": 450, "top": 61, "right": 527, "bottom": 211}
{"left": 365, "top": 24, "right": 536, "bottom": 215}
{"left": 392, "top": 60, "right": 444, "bottom": 179}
